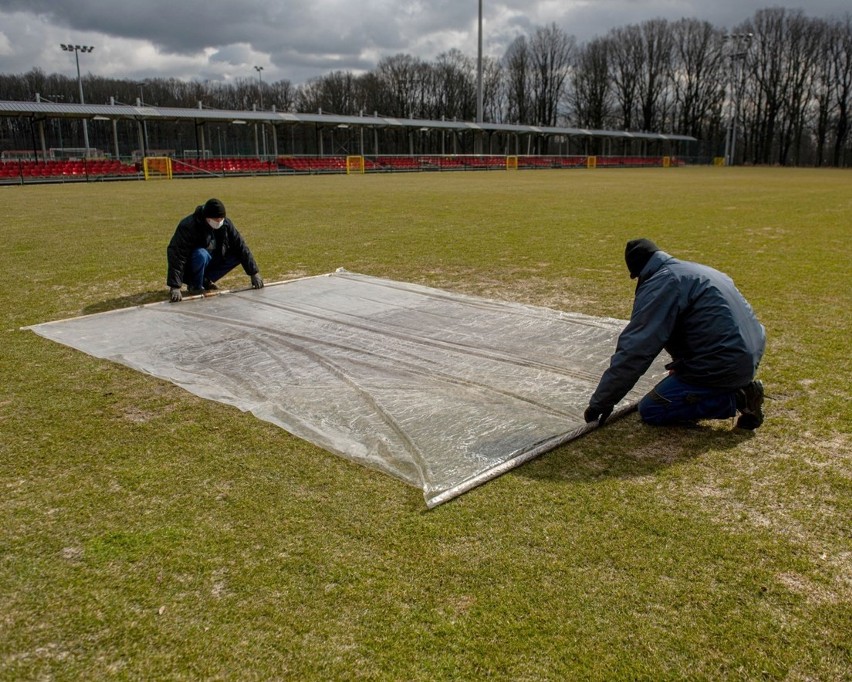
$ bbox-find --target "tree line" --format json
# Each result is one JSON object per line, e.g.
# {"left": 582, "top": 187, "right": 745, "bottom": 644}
{"left": 1, "top": 6, "right": 850, "bottom": 165}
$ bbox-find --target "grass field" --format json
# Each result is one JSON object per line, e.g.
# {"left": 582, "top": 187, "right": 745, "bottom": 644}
{"left": 1, "top": 167, "right": 850, "bottom": 680}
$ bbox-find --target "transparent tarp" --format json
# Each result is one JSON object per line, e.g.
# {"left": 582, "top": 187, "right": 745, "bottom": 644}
{"left": 27, "top": 270, "right": 667, "bottom": 507}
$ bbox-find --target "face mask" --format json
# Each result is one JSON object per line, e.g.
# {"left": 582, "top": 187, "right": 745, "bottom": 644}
{"left": 207, "top": 218, "right": 225, "bottom": 230}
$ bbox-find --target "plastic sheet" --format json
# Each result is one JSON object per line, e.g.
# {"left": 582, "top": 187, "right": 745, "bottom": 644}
{"left": 26, "top": 270, "right": 667, "bottom": 507}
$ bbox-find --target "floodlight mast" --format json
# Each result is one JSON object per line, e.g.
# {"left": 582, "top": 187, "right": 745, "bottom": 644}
{"left": 474, "top": 0, "right": 484, "bottom": 154}
{"left": 137, "top": 81, "right": 150, "bottom": 157}
{"left": 254, "top": 65, "right": 267, "bottom": 157}
{"left": 476, "top": 0, "right": 483, "bottom": 124}
{"left": 60, "top": 43, "right": 94, "bottom": 158}
{"left": 723, "top": 33, "right": 753, "bottom": 166}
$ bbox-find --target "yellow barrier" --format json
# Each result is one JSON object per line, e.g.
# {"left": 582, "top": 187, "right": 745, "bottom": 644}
{"left": 346, "top": 156, "right": 365, "bottom": 174}
{"left": 142, "top": 156, "right": 173, "bottom": 180}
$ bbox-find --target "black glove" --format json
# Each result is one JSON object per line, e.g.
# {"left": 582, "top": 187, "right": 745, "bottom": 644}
{"left": 584, "top": 405, "right": 613, "bottom": 425}
{"left": 170, "top": 287, "right": 182, "bottom": 302}
{"left": 251, "top": 273, "right": 264, "bottom": 289}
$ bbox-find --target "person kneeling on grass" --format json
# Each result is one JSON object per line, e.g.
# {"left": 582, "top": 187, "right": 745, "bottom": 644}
{"left": 584, "top": 238, "right": 766, "bottom": 430}
{"left": 166, "top": 198, "right": 264, "bottom": 302}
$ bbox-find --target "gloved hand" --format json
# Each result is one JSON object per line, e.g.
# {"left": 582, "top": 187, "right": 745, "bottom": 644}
{"left": 251, "top": 273, "right": 264, "bottom": 289}
{"left": 170, "top": 287, "right": 182, "bottom": 302}
{"left": 584, "top": 405, "right": 613, "bottom": 425}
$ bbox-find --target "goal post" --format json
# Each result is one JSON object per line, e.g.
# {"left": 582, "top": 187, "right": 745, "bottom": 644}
{"left": 143, "top": 156, "right": 173, "bottom": 180}
{"left": 346, "top": 155, "right": 365, "bottom": 174}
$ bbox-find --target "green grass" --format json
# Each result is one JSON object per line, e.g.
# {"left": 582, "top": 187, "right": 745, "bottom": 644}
{"left": 1, "top": 168, "right": 850, "bottom": 680}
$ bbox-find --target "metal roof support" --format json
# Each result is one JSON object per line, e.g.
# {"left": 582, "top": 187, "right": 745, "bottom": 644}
{"left": 111, "top": 118, "right": 119, "bottom": 159}
{"left": 37, "top": 117, "right": 48, "bottom": 160}
{"left": 196, "top": 121, "right": 206, "bottom": 159}
{"left": 136, "top": 120, "right": 146, "bottom": 159}
{"left": 252, "top": 104, "right": 259, "bottom": 158}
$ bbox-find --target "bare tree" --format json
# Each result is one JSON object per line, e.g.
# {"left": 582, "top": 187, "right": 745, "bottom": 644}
{"left": 637, "top": 19, "right": 674, "bottom": 132}
{"left": 529, "top": 22, "right": 576, "bottom": 127}
{"left": 740, "top": 9, "right": 791, "bottom": 163}
{"left": 569, "top": 37, "right": 613, "bottom": 129}
{"left": 777, "top": 13, "right": 823, "bottom": 165}
{"left": 431, "top": 49, "right": 476, "bottom": 121}
{"left": 812, "top": 24, "right": 837, "bottom": 166}
{"left": 670, "top": 19, "right": 726, "bottom": 139}
{"left": 504, "top": 36, "right": 532, "bottom": 124}
{"left": 267, "top": 80, "right": 296, "bottom": 112}
{"left": 480, "top": 55, "right": 505, "bottom": 123}
{"left": 320, "top": 70, "right": 361, "bottom": 115}
{"left": 829, "top": 16, "right": 852, "bottom": 166}
{"left": 608, "top": 25, "right": 644, "bottom": 130}
{"left": 353, "top": 71, "right": 386, "bottom": 117}
{"left": 376, "top": 53, "right": 425, "bottom": 118}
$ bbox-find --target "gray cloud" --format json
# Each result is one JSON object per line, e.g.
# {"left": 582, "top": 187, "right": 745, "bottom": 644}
{"left": 0, "top": 1, "right": 849, "bottom": 86}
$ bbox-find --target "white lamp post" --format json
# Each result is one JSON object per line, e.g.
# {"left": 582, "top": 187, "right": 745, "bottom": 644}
{"left": 254, "top": 66, "right": 268, "bottom": 158}
{"left": 60, "top": 44, "right": 94, "bottom": 158}
{"left": 137, "top": 81, "right": 150, "bottom": 157}
{"left": 476, "top": 0, "right": 483, "bottom": 124}
{"left": 723, "top": 33, "right": 753, "bottom": 167}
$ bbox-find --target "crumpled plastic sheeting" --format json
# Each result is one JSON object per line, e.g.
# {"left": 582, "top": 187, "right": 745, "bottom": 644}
{"left": 27, "top": 270, "right": 667, "bottom": 507}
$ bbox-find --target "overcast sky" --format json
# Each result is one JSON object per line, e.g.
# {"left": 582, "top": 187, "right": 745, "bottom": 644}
{"left": 0, "top": 1, "right": 849, "bottom": 88}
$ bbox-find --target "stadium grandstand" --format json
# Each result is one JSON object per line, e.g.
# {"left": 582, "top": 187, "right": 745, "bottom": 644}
{"left": 0, "top": 99, "right": 696, "bottom": 184}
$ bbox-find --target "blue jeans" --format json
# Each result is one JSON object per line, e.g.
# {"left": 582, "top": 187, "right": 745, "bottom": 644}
{"left": 638, "top": 374, "right": 738, "bottom": 426}
{"left": 186, "top": 248, "right": 241, "bottom": 289}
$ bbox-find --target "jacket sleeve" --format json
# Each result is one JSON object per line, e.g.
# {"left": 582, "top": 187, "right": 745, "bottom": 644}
{"left": 226, "top": 224, "right": 259, "bottom": 276}
{"left": 589, "top": 274, "right": 680, "bottom": 410}
{"left": 166, "top": 220, "right": 193, "bottom": 288}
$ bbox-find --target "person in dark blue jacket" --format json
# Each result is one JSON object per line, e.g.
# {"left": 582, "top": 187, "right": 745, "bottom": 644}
{"left": 167, "top": 198, "right": 264, "bottom": 302}
{"left": 585, "top": 239, "right": 766, "bottom": 429}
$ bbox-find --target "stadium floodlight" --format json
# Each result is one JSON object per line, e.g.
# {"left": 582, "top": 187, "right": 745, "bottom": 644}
{"left": 254, "top": 66, "right": 267, "bottom": 157}
{"left": 723, "top": 33, "right": 753, "bottom": 166}
{"left": 136, "top": 81, "right": 150, "bottom": 157}
{"left": 476, "top": 0, "right": 483, "bottom": 124}
{"left": 60, "top": 43, "right": 95, "bottom": 158}
{"left": 254, "top": 65, "right": 264, "bottom": 108}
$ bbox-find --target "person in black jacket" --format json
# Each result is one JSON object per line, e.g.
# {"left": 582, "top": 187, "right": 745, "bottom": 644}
{"left": 166, "top": 198, "right": 264, "bottom": 302}
{"left": 585, "top": 238, "right": 766, "bottom": 430}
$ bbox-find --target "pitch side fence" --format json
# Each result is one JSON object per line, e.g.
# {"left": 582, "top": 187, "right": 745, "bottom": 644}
{"left": 0, "top": 154, "right": 691, "bottom": 185}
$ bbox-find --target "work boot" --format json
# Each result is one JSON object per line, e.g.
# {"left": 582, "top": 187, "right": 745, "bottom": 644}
{"left": 736, "top": 379, "right": 765, "bottom": 430}
{"left": 203, "top": 278, "right": 219, "bottom": 291}
{"left": 186, "top": 286, "right": 205, "bottom": 296}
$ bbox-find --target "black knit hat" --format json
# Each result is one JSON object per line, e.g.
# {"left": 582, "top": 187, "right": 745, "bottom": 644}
{"left": 202, "top": 198, "right": 226, "bottom": 219}
{"left": 625, "top": 238, "right": 659, "bottom": 279}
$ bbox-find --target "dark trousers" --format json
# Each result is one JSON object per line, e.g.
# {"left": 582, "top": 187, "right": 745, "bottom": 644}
{"left": 638, "top": 374, "right": 737, "bottom": 425}
{"left": 186, "top": 248, "right": 241, "bottom": 289}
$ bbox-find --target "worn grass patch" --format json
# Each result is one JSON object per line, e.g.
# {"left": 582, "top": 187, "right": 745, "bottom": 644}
{"left": 1, "top": 168, "right": 850, "bottom": 680}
